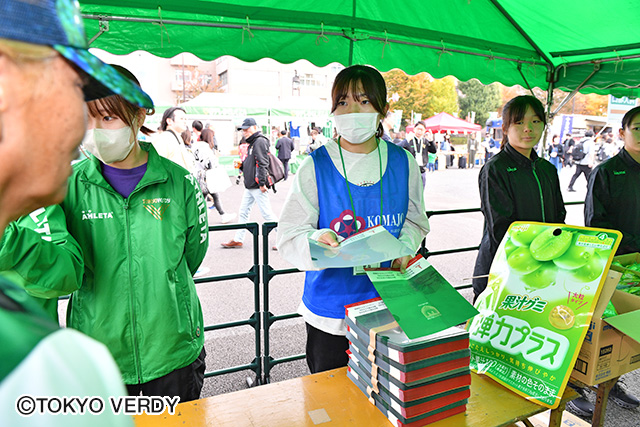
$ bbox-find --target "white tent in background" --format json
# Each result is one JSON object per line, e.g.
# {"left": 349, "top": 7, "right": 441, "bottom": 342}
{"left": 180, "top": 93, "right": 331, "bottom": 153}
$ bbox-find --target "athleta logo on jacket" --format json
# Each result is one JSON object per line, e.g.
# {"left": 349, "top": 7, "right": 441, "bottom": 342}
{"left": 28, "top": 207, "right": 52, "bottom": 241}
{"left": 186, "top": 174, "right": 208, "bottom": 243}
{"left": 143, "top": 198, "right": 171, "bottom": 220}
{"left": 82, "top": 210, "right": 114, "bottom": 220}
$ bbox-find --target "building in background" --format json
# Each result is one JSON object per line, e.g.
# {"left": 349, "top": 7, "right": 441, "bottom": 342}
{"left": 90, "top": 50, "right": 341, "bottom": 152}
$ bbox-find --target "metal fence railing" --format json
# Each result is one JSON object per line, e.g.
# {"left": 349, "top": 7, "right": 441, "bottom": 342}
{"left": 195, "top": 222, "right": 263, "bottom": 384}
{"left": 156, "top": 201, "right": 588, "bottom": 384}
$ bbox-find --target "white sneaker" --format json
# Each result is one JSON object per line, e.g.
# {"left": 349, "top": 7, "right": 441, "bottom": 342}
{"left": 220, "top": 213, "right": 236, "bottom": 224}
{"left": 194, "top": 267, "right": 210, "bottom": 278}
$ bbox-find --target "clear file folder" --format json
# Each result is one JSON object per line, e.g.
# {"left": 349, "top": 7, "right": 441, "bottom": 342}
{"left": 308, "top": 225, "right": 413, "bottom": 269}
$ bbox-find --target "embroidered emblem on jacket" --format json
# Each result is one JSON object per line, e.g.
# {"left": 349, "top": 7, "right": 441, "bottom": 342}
{"left": 143, "top": 198, "right": 171, "bottom": 220}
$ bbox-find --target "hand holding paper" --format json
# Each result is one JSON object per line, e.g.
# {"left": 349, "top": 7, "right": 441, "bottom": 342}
{"left": 391, "top": 255, "right": 412, "bottom": 273}
{"left": 317, "top": 231, "right": 340, "bottom": 248}
{"left": 308, "top": 225, "right": 413, "bottom": 269}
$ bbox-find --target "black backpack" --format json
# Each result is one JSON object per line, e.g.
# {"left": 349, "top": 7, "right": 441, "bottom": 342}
{"left": 266, "top": 152, "right": 285, "bottom": 192}
{"left": 255, "top": 152, "right": 285, "bottom": 192}
{"left": 572, "top": 141, "right": 586, "bottom": 161}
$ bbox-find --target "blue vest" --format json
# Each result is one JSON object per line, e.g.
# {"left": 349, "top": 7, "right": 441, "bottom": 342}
{"left": 303, "top": 141, "right": 409, "bottom": 319}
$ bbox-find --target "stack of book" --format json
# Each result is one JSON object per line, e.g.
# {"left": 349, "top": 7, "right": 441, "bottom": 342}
{"left": 345, "top": 297, "right": 471, "bottom": 427}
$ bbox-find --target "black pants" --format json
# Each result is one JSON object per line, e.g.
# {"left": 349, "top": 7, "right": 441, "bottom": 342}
{"left": 468, "top": 151, "right": 476, "bottom": 168}
{"left": 209, "top": 193, "right": 225, "bottom": 214}
{"left": 568, "top": 164, "right": 592, "bottom": 189}
{"left": 305, "top": 323, "right": 349, "bottom": 374}
{"left": 127, "top": 347, "right": 206, "bottom": 403}
{"left": 281, "top": 159, "right": 290, "bottom": 180}
{"left": 446, "top": 155, "right": 454, "bottom": 168}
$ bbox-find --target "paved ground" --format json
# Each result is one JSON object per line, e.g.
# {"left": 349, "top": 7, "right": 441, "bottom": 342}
{"left": 59, "top": 160, "right": 639, "bottom": 425}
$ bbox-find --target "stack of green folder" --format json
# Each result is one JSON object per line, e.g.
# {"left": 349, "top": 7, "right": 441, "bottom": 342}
{"left": 345, "top": 297, "right": 471, "bottom": 427}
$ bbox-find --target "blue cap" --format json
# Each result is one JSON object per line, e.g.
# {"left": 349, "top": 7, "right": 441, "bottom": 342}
{"left": 0, "top": 0, "right": 153, "bottom": 108}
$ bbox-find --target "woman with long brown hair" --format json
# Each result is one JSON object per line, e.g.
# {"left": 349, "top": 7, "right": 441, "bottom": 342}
{"left": 195, "top": 128, "right": 235, "bottom": 223}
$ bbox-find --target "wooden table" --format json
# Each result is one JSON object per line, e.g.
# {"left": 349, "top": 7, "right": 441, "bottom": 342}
{"left": 134, "top": 368, "right": 578, "bottom": 427}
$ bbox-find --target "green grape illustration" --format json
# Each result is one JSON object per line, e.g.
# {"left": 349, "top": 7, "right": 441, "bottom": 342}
{"left": 553, "top": 239, "right": 595, "bottom": 270}
{"left": 507, "top": 247, "right": 542, "bottom": 274}
{"left": 522, "top": 262, "right": 557, "bottom": 291}
{"left": 529, "top": 227, "right": 572, "bottom": 261}
{"left": 504, "top": 238, "right": 519, "bottom": 257}
{"left": 569, "top": 253, "right": 606, "bottom": 282}
{"left": 509, "top": 224, "right": 546, "bottom": 247}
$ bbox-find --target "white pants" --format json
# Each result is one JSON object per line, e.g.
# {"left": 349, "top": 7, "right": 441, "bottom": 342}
{"left": 234, "top": 188, "right": 278, "bottom": 242}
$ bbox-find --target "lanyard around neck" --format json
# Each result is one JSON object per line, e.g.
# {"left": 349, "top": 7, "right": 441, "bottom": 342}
{"left": 414, "top": 137, "right": 423, "bottom": 154}
{"left": 337, "top": 137, "right": 384, "bottom": 233}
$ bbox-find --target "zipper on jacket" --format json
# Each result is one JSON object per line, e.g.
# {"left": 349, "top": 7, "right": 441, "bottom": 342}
{"left": 124, "top": 198, "right": 143, "bottom": 383}
{"left": 532, "top": 160, "right": 546, "bottom": 222}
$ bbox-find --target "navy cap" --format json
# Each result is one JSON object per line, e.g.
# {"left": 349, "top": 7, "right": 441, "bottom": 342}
{"left": 0, "top": 0, "right": 153, "bottom": 109}
{"left": 237, "top": 118, "right": 257, "bottom": 130}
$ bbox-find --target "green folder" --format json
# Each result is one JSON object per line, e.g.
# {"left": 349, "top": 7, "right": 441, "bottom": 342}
{"left": 366, "top": 255, "right": 478, "bottom": 339}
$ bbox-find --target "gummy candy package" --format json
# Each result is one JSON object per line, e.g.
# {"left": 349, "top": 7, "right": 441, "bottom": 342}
{"left": 468, "top": 222, "right": 621, "bottom": 408}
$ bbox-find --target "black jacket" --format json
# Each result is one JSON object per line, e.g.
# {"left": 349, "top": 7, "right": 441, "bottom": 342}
{"left": 394, "top": 138, "right": 411, "bottom": 151}
{"left": 472, "top": 143, "right": 566, "bottom": 296}
{"left": 276, "top": 136, "right": 294, "bottom": 161}
{"left": 547, "top": 142, "right": 564, "bottom": 158}
{"left": 562, "top": 137, "right": 575, "bottom": 160}
{"left": 585, "top": 148, "right": 640, "bottom": 255}
{"left": 408, "top": 137, "right": 437, "bottom": 173}
{"left": 242, "top": 131, "right": 270, "bottom": 189}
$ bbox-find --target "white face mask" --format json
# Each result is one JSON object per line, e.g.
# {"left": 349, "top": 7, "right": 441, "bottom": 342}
{"left": 82, "top": 127, "right": 135, "bottom": 164}
{"left": 334, "top": 112, "right": 380, "bottom": 144}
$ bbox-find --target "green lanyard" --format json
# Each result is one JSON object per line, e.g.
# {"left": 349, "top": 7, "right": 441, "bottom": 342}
{"left": 337, "top": 137, "right": 384, "bottom": 233}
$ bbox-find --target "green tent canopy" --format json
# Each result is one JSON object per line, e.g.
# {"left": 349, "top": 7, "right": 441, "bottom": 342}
{"left": 80, "top": 0, "right": 640, "bottom": 100}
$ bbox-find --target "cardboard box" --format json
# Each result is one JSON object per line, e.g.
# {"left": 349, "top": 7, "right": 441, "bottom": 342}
{"left": 570, "top": 256, "right": 640, "bottom": 386}
{"left": 609, "top": 252, "right": 640, "bottom": 284}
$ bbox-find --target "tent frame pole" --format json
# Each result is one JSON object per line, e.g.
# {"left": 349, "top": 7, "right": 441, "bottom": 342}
{"left": 551, "top": 63, "right": 602, "bottom": 116}
{"left": 517, "top": 63, "right": 536, "bottom": 97}
{"left": 540, "top": 72, "right": 555, "bottom": 156}
{"left": 88, "top": 18, "right": 109, "bottom": 45}
{"left": 81, "top": 14, "right": 545, "bottom": 68}
{"left": 487, "top": 0, "right": 553, "bottom": 65}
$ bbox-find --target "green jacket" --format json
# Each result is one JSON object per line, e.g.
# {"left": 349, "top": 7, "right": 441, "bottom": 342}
{"left": 0, "top": 143, "right": 209, "bottom": 384}
{"left": 0, "top": 205, "right": 83, "bottom": 321}
{"left": 0, "top": 275, "right": 58, "bottom": 381}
